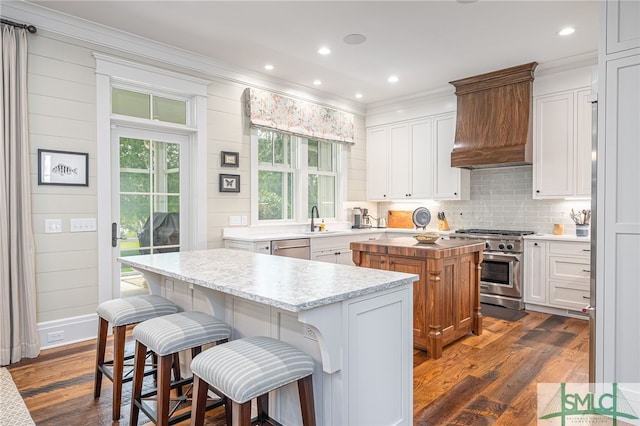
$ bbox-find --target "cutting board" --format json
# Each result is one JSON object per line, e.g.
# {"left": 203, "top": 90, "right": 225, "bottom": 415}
{"left": 387, "top": 210, "right": 414, "bottom": 229}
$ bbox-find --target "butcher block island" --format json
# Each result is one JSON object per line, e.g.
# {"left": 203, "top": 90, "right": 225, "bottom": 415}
{"left": 351, "top": 237, "right": 485, "bottom": 358}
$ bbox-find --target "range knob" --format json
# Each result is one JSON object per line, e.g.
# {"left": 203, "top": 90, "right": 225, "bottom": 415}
{"left": 506, "top": 243, "right": 514, "bottom": 250}
{"left": 485, "top": 241, "right": 491, "bottom": 249}
{"left": 498, "top": 243, "right": 506, "bottom": 250}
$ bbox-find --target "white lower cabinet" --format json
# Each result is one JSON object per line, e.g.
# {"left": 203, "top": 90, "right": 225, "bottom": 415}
{"left": 524, "top": 238, "right": 590, "bottom": 316}
{"left": 223, "top": 239, "right": 271, "bottom": 254}
{"left": 311, "top": 234, "right": 383, "bottom": 265}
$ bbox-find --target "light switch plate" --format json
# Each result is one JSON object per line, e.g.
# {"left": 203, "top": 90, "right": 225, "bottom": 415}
{"left": 45, "top": 219, "right": 62, "bottom": 233}
{"left": 70, "top": 218, "right": 97, "bottom": 232}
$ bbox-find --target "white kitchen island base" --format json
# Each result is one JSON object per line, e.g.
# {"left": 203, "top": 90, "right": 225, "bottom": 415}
{"left": 120, "top": 249, "right": 416, "bottom": 426}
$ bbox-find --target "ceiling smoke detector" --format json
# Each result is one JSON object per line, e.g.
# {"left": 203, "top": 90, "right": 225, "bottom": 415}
{"left": 343, "top": 34, "right": 367, "bottom": 45}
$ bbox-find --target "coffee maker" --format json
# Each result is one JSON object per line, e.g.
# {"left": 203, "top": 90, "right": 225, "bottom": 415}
{"left": 352, "top": 207, "right": 372, "bottom": 229}
{"left": 352, "top": 207, "right": 362, "bottom": 229}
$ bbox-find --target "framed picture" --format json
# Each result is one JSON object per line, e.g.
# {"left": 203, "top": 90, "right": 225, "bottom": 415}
{"left": 219, "top": 174, "right": 240, "bottom": 192}
{"left": 38, "top": 149, "right": 89, "bottom": 186}
{"left": 221, "top": 151, "right": 239, "bottom": 167}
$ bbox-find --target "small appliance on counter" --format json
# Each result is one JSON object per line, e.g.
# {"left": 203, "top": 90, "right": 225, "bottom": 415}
{"left": 351, "top": 207, "right": 372, "bottom": 229}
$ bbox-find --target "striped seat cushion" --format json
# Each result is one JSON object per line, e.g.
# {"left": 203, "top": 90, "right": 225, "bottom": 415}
{"left": 191, "top": 336, "right": 315, "bottom": 404}
{"left": 133, "top": 311, "right": 231, "bottom": 356}
{"left": 96, "top": 295, "right": 181, "bottom": 326}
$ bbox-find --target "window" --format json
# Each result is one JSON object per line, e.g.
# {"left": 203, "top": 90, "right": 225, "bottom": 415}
{"left": 254, "top": 129, "right": 341, "bottom": 223}
{"left": 112, "top": 87, "right": 187, "bottom": 125}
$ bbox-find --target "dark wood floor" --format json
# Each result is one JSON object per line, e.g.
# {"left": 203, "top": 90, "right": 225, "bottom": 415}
{"left": 7, "top": 309, "right": 589, "bottom": 425}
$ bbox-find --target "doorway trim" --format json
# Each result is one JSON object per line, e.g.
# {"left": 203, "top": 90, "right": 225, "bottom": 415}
{"left": 95, "top": 54, "right": 209, "bottom": 304}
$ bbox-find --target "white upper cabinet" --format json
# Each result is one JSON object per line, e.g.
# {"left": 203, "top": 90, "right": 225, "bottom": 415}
{"left": 533, "top": 87, "right": 592, "bottom": 199}
{"left": 366, "top": 126, "right": 389, "bottom": 200}
{"left": 366, "top": 112, "right": 468, "bottom": 201}
{"left": 433, "top": 113, "right": 469, "bottom": 200}
{"left": 387, "top": 119, "right": 434, "bottom": 200}
{"left": 606, "top": 0, "right": 640, "bottom": 54}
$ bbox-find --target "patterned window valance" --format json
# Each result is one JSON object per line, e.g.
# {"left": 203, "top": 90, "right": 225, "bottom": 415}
{"left": 244, "top": 88, "right": 355, "bottom": 145}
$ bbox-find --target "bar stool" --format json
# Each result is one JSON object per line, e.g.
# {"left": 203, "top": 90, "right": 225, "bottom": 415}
{"left": 130, "top": 311, "right": 232, "bottom": 426}
{"left": 190, "top": 336, "right": 316, "bottom": 426}
{"left": 94, "top": 294, "right": 181, "bottom": 421}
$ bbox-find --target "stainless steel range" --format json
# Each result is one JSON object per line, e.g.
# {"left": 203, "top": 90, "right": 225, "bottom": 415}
{"left": 449, "top": 229, "right": 534, "bottom": 310}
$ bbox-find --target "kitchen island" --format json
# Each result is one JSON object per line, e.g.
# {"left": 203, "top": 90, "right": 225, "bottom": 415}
{"left": 119, "top": 248, "right": 418, "bottom": 426}
{"left": 351, "top": 237, "right": 485, "bottom": 359}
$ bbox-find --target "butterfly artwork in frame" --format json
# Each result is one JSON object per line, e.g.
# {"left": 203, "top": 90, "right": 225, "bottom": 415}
{"left": 219, "top": 174, "right": 240, "bottom": 193}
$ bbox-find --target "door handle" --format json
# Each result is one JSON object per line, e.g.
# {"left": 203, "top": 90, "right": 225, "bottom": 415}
{"left": 111, "top": 222, "right": 125, "bottom": 247}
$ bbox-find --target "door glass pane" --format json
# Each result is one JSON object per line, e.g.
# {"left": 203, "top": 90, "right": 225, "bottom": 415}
{"left": 119, "top": 137, "right": 181, "bottom": 259}
{"left": 258, "top": 170, "right": 293, "bottom": 220}
{"left": 153, "top": 96, "right": 187, "bottom": 125}
{"left": 112, "top": 88, "right": 150, "bottom": 119}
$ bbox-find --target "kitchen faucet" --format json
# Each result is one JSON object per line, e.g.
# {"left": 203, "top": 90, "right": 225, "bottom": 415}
{"left": 310, "top": 205, "right": 319, "bottom": 232}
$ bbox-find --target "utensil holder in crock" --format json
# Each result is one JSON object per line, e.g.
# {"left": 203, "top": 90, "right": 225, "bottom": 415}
{"left": 575, "top": 224, "right": 589, "bottom": 237}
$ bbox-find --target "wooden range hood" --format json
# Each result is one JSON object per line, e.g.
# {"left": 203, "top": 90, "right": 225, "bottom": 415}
{"left": 449, "top": 62, "right": 538, "bottom": 169}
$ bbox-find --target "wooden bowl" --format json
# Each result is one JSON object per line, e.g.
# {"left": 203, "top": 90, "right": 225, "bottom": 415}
{"left": 413, "top": 232, "right": 440, "bottom": 244}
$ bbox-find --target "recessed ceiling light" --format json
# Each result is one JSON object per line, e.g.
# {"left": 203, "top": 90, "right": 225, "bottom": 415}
{"left": 343, "top": 34, "right": 367, "bottom": 45}
{"left": 388, "top": 75, "right": 399, "bottom": 83}
{"left": 318, "top": 47, "right": 331, "bottom": 55}
{"left": 355, "top": 93, "right": 363, "bottom": 99}
{"left": 264, "top": 64, "right": 274, "bottom": 71}
{"left": 313, "top": 80, "right": 322, "bottom": 86}
{"left": 558, "top": 27, "right": 575, "bottom": 36}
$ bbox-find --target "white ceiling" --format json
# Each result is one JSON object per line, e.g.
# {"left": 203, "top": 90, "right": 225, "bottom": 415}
{"left": 28, "top": 0, "right": 599, "bottom": 106}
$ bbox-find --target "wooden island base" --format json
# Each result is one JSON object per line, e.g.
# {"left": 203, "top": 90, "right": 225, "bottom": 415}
{"left": 351, "top": 237, "right": 485, "bottom": 358}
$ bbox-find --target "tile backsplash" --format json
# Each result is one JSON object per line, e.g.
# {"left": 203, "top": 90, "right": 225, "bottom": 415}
{"left": 380, "top": 166, "right": 591, "bottom": 235}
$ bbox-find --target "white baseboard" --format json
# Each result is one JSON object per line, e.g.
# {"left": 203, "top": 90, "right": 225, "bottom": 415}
{"left": 38, "top": 314, "right": 98, "bottom": 350}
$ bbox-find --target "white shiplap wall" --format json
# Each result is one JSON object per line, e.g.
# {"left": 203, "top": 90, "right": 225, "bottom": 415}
{"left": 28, "top": 32, "right": 99, "bottom": 323}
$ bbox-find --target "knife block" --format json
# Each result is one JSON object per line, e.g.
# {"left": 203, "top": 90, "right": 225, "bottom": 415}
{"left": 438, "top": 219, "right": 450, "bottom": 231}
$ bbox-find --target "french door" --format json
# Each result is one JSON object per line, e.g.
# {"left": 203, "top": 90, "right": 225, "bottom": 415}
{"left": 111, "top": 126, "right": 190, "bottom": 297}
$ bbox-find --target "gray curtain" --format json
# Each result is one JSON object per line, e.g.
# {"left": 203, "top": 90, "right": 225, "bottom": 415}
{"left": 0, "top": 24, "right": 40, "bottom": 366}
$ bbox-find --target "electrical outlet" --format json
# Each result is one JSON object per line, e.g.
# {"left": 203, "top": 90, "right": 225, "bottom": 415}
{"left": 303, "top": 325, "right": 318, "bottom": 341}
{"left": 47, "top": 331, "right": 64, "bottom": 342}
{"left": 229, "top": 215, "right": 242, "bottom": 226}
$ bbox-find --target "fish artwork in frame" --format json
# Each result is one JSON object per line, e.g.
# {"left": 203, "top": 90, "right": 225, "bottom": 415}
{"left": 219, "top": 174, "right": 240, "bottom": 193}
{"left": 38, "top": 149, "right": 89, "bottom": 186}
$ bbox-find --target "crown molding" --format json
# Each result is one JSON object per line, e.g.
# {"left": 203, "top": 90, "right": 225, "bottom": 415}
{"left": 3, "top": 1, "right": 366, "bottom": 116}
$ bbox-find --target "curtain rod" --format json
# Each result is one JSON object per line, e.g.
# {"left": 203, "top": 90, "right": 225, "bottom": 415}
{"left": 1, "top": 18, "right": 37, "bottom": 34}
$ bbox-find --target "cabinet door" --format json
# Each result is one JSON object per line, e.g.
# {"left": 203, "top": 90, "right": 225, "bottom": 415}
{"left": 360, "top": 253, "right": 389, "bottom": 270}
{"left": 388, "top": 256, "right": 426, "bottom": 341}
{"left": 366, "top": 127, "right": 389, "bottom": 200}
{"left": 254, "top": 241, "right": 272, "bottom": 255}
{"left": 387, "top": 123, "right": 411, "bottom": 199}
{"left": 606, "top": 0, "right": 640, "bottom": 54}
{"left": 335, "top": 250, "right": 353, "bottom": 265}
{"left": 524, "top": 240, "right": 548, "bottom": 304}
{"left": 409, "top": 119, "right": 434, "bottom": 199}
{"left": 533, "top": 92, "right": 575, "bottom": 198}
{"left": 434, "top": 113, "right": 468, "bottom": 200}
{"left": 575, "top": 89, "right": 593, "bottom": 197}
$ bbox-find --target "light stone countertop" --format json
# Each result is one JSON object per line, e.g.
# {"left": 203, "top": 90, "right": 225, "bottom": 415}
{"left": 524, "top": 233, "right": 591, "bottom": 243}
{"left": 222, "top": 227, "right": 445, "bottom": 242}
{"left": 119, "top": 249, "right": 418, "bottom": 312}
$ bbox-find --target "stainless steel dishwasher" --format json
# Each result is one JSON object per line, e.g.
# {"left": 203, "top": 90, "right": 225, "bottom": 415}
{"left": 270, "top": 238, "right": 310, "bottom": 260}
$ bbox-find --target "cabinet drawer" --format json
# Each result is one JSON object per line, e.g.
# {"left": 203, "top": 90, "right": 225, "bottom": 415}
{"left": 548, "top": 241, "right": 591, "bottom": 257}
{"left": 550, "top": 282, "right": 590, "bottom": 310}
{"left": 548, "top": 256, "right": 590, "bottom": 282}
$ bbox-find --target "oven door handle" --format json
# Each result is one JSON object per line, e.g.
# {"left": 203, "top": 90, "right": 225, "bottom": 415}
{"left": 482, "top": 252, "right": 522, "bottom": 262}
